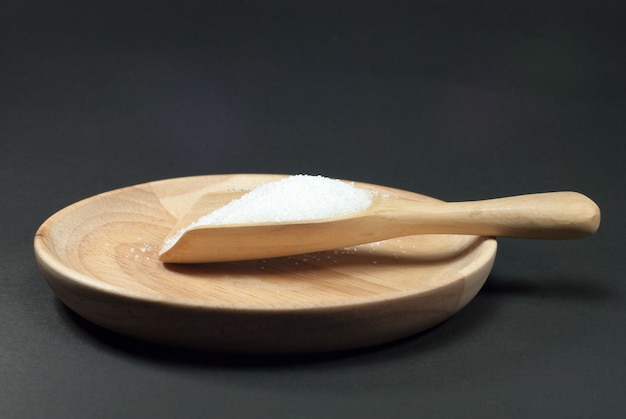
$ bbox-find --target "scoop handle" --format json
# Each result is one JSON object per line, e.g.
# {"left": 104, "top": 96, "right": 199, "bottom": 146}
{"left": 396, "top": 191, "right": 601, "bottom": 239}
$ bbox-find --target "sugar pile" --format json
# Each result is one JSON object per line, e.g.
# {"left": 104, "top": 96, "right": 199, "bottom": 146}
{"left": 197, "top": 175, "right": 372, "bottom": 225}
{"left": 160, "top": 175, "right": 373, "bottom": 254}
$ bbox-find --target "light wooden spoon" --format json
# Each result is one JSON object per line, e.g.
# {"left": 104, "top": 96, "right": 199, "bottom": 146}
{"left": 158, "top": 191, "right": 600, "bottom": 263}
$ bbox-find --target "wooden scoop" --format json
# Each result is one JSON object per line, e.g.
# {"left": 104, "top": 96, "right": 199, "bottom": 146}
{"left": 158, "top": 191, "right": 600, "bottom": 263}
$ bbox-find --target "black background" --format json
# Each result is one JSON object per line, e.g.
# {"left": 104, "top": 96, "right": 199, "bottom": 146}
{"left": 2, "top": 1, "right": 625, "bottom": 417}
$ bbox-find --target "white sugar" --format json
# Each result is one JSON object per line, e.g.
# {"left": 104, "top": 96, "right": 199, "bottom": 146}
{"left": 161, "top": 175, "right": 373, "bottom": 254}
{"left": 197, "top": 175, "right": 372, "bottom": 225}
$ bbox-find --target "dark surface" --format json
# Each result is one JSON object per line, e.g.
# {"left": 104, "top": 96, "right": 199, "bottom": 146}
{"left": 2, "top": 1, "right": 625, "bottom": 417}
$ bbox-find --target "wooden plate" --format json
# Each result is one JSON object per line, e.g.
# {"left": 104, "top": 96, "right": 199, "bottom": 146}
{"left": 34, "top": 174, "right": 497, "bottom": 353}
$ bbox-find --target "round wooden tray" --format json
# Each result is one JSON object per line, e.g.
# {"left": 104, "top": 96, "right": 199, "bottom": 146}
{"left": 34, "top": 174, "right": 497, "bottom": 353}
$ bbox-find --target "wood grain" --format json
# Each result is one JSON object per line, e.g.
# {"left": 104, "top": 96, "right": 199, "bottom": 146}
{"left": 34, "top": 174, "right": 497, "bottom": 352}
